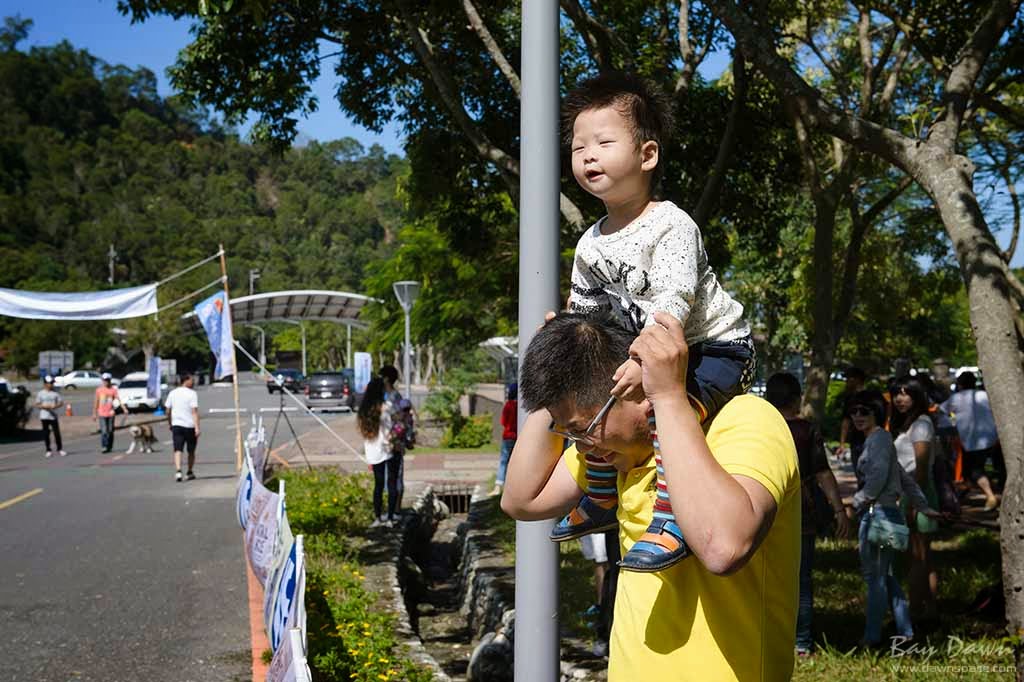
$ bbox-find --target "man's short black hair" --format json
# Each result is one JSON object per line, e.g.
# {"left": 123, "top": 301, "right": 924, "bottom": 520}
{"left": 849, "top": 389, "right": 887, "bottom": 426}
{"left": 845, "top": 366, "right": 866, "bottom": 382}
{"left": 379, "top": 365, "right": 399, "bottom": 384}
{"left": 562, "top": 71, "right": 674, "bottom": 188}
{"left": 765, "top": 372, "right": 802, "bottom": 410}
{"left": 956, "top": 371, "right": 977, "bottom": 390}
{"left": 519, "top": 313, "right": 634, "bottom": 412}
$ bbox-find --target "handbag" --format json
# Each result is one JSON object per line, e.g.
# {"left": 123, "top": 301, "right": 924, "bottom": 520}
{"left": 867, "top": 504, "right": 910, "bottom": 551}
{"left": 865, "top": 450, "right": 910, "bottom": 551}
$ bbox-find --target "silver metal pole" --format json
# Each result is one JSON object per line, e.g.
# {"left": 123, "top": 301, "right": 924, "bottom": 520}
{"left": 403, "top": 311, "right": 412, "bottom": 398}
{"left": 300, "top": 323, "right": 307, "bottom": 376}
{"left": 346, "top": 324, "right": 352, "bottom": 369}
{"left": 516, "top": 1, "right": 561, "bottom": 680}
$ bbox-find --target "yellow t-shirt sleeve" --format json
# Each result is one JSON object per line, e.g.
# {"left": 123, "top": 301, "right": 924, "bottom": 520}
{"left": 705, "top": 395, "right": 799, "bottom": 507}
{"left": 561, "top": 444, "right": 588, "bottom": 489}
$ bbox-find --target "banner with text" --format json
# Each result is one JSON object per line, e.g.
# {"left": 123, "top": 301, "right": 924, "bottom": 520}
{"left": 244, "top": 478, "right": 281, "bottom": 585}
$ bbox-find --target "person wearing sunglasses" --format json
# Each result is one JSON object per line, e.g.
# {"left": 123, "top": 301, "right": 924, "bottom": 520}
{"left": 848, "top": 390, "right": 942, "bottom": 648}
{"left": 501, "top": 311, "right": 801, "bottom": 681}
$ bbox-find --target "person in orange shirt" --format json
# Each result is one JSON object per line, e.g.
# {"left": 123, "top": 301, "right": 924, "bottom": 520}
{"left": 93, "top": 373, "right": 122, "bottom": 453}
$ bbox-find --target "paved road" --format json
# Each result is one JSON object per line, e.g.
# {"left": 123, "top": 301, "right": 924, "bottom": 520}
{"left": 0, "top": 379, "right": 332, "bottom": 682}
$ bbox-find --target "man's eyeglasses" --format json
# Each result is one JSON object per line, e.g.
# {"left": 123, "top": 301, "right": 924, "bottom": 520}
{"left": 849, "top": 406, "right": 873, "bottom": 417}
{"left": 549, "top": 395, "right": 617, "bottom": 443}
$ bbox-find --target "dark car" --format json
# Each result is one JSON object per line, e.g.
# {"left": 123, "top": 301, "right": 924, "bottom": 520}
{"left": 304, "top": 371, "right": 355, "bottom": 411}
{"left": 267, "top": 369, "right": 306, "bottom": 394}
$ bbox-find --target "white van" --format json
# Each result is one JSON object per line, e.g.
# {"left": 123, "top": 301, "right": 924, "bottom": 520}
{"left": 117, "top": 372, "right": 168, "bottom": 412}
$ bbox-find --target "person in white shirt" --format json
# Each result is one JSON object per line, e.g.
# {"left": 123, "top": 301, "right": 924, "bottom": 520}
{"left": 942, "top": 371, "right": 1002, "bottom": 511}
{"left": 357, "top": 377, "right": 400, "bottom": 528}
{"left": 164, "top": 374, "right": 200, "bottom": 482}
{"left": 553, "top": 72, "right": 754, "bottom": 572}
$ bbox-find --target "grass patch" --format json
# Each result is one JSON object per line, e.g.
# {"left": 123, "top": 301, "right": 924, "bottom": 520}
{"left": 273, "top": 468, "right": 433, "bottom": 682}
{"left": 794, "top": 528, "right": 1013, "bottom": 680}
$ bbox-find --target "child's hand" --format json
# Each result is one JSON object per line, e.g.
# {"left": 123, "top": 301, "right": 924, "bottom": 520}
{"left": 611, "top": 358, "right": 646, "bottom": 403}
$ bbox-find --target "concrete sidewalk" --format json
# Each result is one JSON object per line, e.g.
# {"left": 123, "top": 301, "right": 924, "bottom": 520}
{"left": 267, "top": 414, "right": 500, "bottom": 498}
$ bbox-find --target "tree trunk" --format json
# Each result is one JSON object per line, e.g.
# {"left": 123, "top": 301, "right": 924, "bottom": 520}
{"left": 802, "top": 190, "right": 841, "bottom": 422}
{"left": 916, "top": 151, "right": 1024, "bottom": 669}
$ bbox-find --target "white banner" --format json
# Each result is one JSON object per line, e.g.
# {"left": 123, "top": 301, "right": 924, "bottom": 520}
{"left": 245, "top": 478, "right": 281, "bottom": 585}
{"left": 266, "top": 628, "right": 310, "bottom": 682}
{"left": 354, "top": 351, "right": 373, "bottom": 394}
{"left": 0, "top": 284, "right": 158, "bottom": 320}
{"left": 236, "top": 451, "right": 254, "bottom": 530}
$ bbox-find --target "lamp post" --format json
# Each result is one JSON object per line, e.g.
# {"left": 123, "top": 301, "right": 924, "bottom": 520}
{"left": 243, "top": 324, "right": 266, "bottom": 376}
{"left": 278, "top": 320, "right": 306, "bottom": 376}
{"left": 517, "top": 2, "right": 561, "bottom": 680}
{"left": 392, "top": 281, "right": 421, "bottom": 399}
{"left": 248, "top": 269, "right": 261, "bottom": 296}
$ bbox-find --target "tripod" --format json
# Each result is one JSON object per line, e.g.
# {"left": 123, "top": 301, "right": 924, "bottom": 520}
{"left": 266, "top": 386, "right": 313, "bottom": 474}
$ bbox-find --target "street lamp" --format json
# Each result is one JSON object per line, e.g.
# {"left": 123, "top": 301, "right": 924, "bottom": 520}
{"left": 243, "top": 324, "right": 266, "bottom": 376}
{"left": 392, "top": 280, "right": 421, "bottom": 399}
{"left": 278, "top": 320, "right": 306, "bottom": 377}
{"left": 249, "top": 269, "right": 261, "bottom": 296}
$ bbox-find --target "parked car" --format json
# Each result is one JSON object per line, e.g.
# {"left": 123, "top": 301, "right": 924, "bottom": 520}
{"left": 305, "top": 371, "right": 355, "bottom": 412}
{"left": 54, "top": 370, "right": 105, "bottom": 390}
{"left": 267, "top": 369, "right": 306, "bottom": 394}
{"left": 0, "top": 379, "right": 31, "bottom": 434}
{"left": 117, "top": 372, "right": 167, "bottom": 412}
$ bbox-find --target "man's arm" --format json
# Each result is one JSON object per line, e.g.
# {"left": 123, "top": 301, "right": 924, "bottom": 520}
{"left": 500, "top": 410, "right": 583, "bottom": 521}
{"left": 192, "top": 407, "right": 200, "bottom": 436}
{"left": 631, "top": 312, "right": 779, "bottom": 576}
{"left": 92, "top": 390, "right": 100, "bottom": 419}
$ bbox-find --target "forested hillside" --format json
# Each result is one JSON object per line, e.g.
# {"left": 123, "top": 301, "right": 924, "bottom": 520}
{"left": 0, "top": 21, "right": 405, "bottom": 373}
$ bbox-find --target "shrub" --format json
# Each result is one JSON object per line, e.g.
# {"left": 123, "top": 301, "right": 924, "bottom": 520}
{"left": 441, "top": 413, "right": 493, "bottom": 448}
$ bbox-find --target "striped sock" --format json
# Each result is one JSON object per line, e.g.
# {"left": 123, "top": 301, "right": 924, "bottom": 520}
{"left": 585, "top": 453, "right": 618, "bottom": 509}
{"left": 649, "top": 409, "right": 674, "bottom": 521}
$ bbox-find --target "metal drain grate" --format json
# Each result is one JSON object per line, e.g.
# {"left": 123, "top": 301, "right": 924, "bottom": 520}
{"left": 433, "top": 482, "right": 474, "bottom": 515}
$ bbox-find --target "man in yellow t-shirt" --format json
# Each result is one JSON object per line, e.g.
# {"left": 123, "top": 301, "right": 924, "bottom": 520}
{"left": 501, "top": 312, "right": 800, "bottom": 681}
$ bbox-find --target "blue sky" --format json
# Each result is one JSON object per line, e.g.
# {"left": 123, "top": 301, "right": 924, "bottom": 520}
{"left": 7, "top": 0, "right": 406, "bottom": 153}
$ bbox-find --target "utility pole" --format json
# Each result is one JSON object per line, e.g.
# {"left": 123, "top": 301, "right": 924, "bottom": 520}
{"left": 107, "top": 244, "right": 117, "bottom": 285}
{"left": 516, "top": 2, "right": 561, "bottom": 680}
{"left": 249, "top": 268, "right": 261, "bottom": 296}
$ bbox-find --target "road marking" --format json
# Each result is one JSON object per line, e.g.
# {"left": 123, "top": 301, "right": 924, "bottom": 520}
{"left": 258, "top": 407, "right": 297, "bottom": 412}
{"left": 0, "top": 488, "right": 44, "bottom": 510}
{"left": 209, "top": 408, "right": 249, "bottom": 414}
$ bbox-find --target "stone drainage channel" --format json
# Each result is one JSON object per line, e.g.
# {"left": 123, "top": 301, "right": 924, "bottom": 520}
{"left": 393, "top": 485, "right": 607, "bottom": 682}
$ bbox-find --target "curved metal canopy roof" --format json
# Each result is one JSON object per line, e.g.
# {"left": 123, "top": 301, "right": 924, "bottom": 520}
{"left": 182, "top": 289, "right": 379, "bottom": 329}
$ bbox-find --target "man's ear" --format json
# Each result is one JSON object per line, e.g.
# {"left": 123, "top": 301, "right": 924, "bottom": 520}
{"left": 640, "top": 140, "right": 659, "bottom": 172}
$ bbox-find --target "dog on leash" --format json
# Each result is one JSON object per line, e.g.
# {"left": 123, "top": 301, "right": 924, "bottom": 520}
{"left": 126, "top": 424, "right": 157, "bottom": 454}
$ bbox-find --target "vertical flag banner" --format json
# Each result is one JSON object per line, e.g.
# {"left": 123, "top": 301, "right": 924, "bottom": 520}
{"left": 353, "top": 352, "right": 373, "bottom": 394}
{"left": 194, "top": 290, "right": 235, "bottom": 379}
{"left": 146, "top": 355, "right": 161, "bottom": 400}
{"left": 264, "top": 516, "right": 294, "bottom": 633}
{"left": 245, "top": 478, "right": 281, "bottom": 585}
{"left": 236, "top": 452, "right": 254, "bottom": 530}
{"left": 268, "top": 535, "right": 305, "bottom": 652}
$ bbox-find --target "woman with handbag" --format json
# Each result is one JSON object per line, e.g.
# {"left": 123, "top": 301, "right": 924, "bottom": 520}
{"left": 890, "top": 376, "right": 941, "bottom": 622}
{"left": 850, "top": 390, "right": 942, "bottom": 648}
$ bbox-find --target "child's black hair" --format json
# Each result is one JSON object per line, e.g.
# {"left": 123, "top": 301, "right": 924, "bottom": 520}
{"left": 562, "top": 71, "right": 674, "bottom": 189}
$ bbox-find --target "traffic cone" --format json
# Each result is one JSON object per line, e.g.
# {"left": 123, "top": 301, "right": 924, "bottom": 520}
{"left": 65, "top": 403, "right": 73, "bottom": 417}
